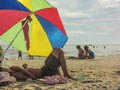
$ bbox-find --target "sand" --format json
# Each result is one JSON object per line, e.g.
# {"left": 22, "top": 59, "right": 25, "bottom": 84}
{"left": 0, "top": 55, "right": 120, "bottom": 90}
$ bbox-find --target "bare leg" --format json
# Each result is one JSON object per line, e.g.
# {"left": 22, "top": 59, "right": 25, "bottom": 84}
{"left": 12, "top": 72, "right": 28, "bottom": 81}
{"left": 10, "top": 66, "right": 36, "bottom": 80}
{"left": 52, "top": 48, "right": 73, "bottom": 79}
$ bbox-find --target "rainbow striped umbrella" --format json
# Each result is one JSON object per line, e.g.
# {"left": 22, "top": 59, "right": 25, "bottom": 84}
{"left": 0, "top": 0, "right": 68, "bottom": 56}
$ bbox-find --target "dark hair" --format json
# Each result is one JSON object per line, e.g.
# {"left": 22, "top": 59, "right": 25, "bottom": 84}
{"left": 22, "top": 63, "right": 28, "bottom": 67}
{"left": 76, "top": 45, "right": 80, "bottom": 49}
{"left": 84, "top": 45, "right": 89, "bottom": 50}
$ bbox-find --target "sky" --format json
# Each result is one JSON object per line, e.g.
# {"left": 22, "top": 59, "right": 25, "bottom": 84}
{"left": 48, "top": 0, "right": 120, "bottom": 44}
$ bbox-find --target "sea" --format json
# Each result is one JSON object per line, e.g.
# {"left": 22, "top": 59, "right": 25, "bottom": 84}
{"left": 63, "top": 44, "right": 120, "bottom": 57}
{"left": 0, "top": 43, "right": 120, "bottom": 60}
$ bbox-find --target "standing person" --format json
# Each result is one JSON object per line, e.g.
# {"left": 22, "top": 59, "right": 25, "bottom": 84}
{"left": 104, "top": 46, "right": 106, "bottom": 49}
{"left": 84, "top": 45, "right": 95, "bottom": 59}
{"left": 76, "top": 45, "right": 84, "bottom": 58}
{"left": 18, "top": 50, "right": 22, "bottom": 60}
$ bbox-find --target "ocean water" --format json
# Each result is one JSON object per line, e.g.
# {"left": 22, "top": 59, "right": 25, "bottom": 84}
{"left": 0, "top": 43, "right": 120, "bottom": 59}
{"left": 63, "top": 44, "right": 120, "bottom": 57}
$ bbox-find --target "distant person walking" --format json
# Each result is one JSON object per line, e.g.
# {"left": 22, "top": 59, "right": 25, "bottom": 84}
{"left": 18, "top": 50, "right": 22, "bottom": 60}
{"left": 104, "top": 46, "right": 106, "bottom": 49}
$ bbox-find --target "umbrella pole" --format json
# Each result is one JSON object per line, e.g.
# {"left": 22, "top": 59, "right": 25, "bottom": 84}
{"left": 0, "top": 19, "right": 29, "bottom": 65}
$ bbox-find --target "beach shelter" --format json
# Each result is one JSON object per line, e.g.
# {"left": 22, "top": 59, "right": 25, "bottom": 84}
{"left": 0, "top": 0, "right": 68, "bottom": 61}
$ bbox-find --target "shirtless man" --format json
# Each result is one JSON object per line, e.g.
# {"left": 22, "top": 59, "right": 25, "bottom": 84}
{"left": 76, "top": 45, "right": 85, "bottom": 59}
{"left": 5, "top": 48, "right": 74, "bottom": 80}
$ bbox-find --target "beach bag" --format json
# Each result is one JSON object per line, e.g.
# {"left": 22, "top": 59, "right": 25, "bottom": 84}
{"left": 0, "top": 71, "right": 16, "bottom": 86}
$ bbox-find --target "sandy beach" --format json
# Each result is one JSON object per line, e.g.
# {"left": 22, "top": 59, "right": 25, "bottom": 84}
{"left": 0, "top": 55, "right": 120, "bottom": 90}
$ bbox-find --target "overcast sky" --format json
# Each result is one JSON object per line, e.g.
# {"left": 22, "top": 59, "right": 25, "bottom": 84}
{"left": 48, "top": 0, "right": 120, "bottom": 44}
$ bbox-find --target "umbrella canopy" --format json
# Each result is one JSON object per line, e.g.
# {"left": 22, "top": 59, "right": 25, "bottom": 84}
{"left": 0, "top": 0, "right": 68, "bottom": 56}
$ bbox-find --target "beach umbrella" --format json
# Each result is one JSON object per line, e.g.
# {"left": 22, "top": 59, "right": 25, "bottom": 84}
{"left": 0, "top": 0, "right": 68, "bottom": 57}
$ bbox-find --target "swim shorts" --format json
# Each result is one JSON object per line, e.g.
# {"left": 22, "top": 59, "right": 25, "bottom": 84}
{"left": 41, "top": 54, "right": 60, "bottom": 78}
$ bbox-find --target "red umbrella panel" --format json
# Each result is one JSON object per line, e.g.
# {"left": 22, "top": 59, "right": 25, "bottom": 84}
{"left": 0, "top": 0, "right": 68, "bottom": 56}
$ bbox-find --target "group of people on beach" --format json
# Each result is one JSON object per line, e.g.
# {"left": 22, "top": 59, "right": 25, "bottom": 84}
{"left": 0, "top": 15, "right": 94, "bottom": 85}
{"left": 0, "top": 44, "right": 94, "bottom": 85}
{"left": 0, "top": 48, "right": 76, "bottom": 84}
{"left": 76, "top": 45, "right": 95, "bottom": 59}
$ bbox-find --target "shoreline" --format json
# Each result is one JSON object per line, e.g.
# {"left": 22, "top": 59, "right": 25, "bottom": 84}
{"left": 1, "top": 43, "right": 120, "bottom": 60}
{"left": 4, "top": 53, "right": 120, "bottom": 61}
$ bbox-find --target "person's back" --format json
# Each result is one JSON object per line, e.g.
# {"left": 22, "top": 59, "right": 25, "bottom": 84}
{"left": 84, "top": 45, "right": 95, "bottom": 59}
{"left": 88, "top": 50, "right": 94, "bottom": 59}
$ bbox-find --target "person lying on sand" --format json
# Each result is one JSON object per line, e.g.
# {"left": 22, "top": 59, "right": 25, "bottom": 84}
{"left": 0, "top": 48, "right": 75, "bottom": 81}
